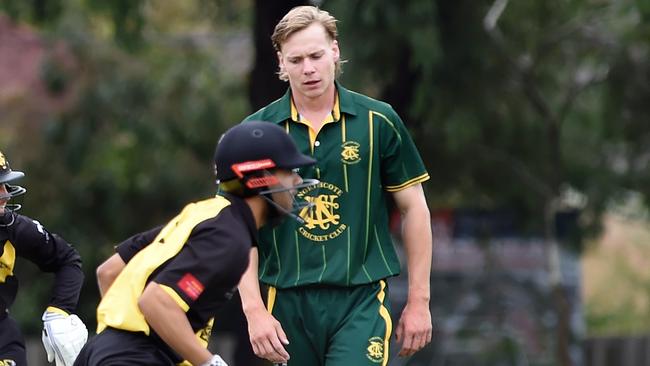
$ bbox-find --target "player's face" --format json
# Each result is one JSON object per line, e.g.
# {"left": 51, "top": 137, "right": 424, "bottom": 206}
{"left": 270, "top": 169, "right": 303, "bottom": 212}
{"left": 278, "top": 23, "right": 339, "bottom": 101}
{"left": 0, "top": 184, "right": 8, "bottom": 214}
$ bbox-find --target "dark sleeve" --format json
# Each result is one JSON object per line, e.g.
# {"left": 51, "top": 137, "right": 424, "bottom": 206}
{"left": 153, "top": 218, "right": 250, "bottom": 307}
{"left": 115, "top": 225, "right": 164, "bottom": 263}
{"left": 10, "top": 214, "right": 83, "bottom": 313}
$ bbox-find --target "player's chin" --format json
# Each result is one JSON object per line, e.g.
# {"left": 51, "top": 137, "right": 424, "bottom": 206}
{"left": 281, "top": 203, "right": 293, "bottom": 213}
{"left": 302, "top": 85, "right": 325, "bottom": 98}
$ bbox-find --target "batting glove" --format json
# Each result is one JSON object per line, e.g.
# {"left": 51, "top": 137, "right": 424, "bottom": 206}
{"left": 199, "top": 354, "right": 228, "bottom": 366}
{"left": 42, "top": 307, "right": 88, "bottom": 366}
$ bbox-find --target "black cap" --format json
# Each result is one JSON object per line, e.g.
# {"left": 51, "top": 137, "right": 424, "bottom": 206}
{"left": 215, "top": 121, "right": 316, "bottom": 182}
{"left": 0, "top": 151, "right": 25, "bottom": 185}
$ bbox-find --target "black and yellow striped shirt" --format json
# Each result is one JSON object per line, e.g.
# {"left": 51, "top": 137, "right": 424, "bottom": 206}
{"left": 96, "top": 194, "right": 257, "bottom": 363}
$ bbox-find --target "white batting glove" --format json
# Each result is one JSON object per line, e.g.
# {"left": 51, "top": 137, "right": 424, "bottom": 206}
{"left": 42, "top": 308, "right": 88, "bottom": 366}
{"left": 199, "top": 354, "right": 228, "bottom": 366}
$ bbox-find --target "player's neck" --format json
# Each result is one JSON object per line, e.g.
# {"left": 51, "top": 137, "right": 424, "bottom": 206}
{"left": 292, "top": 84, "right": 335, "bottom": 115}
{"left": 245, "top": 196, "right": 268, "bottom": 228}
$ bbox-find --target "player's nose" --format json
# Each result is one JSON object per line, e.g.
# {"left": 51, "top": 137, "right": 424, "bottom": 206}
{"left": 303, "top": 59, "right": 316, "bottom": 74}
{"left": 293, "top": 172, "right": 303, "bottom": 185}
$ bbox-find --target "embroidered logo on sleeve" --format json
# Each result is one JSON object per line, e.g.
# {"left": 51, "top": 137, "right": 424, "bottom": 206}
{"left": 177, "top": 273, "right": 205, "bottom": 301}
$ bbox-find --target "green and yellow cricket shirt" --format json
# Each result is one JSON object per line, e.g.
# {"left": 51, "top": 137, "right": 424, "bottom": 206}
{"left": 244, "top": 82, "right": 429, "bottom": 289}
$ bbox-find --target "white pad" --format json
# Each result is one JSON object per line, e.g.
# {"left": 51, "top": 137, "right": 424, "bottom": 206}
{"left": 42, "top": 312, "right": 88, "bottom": 366}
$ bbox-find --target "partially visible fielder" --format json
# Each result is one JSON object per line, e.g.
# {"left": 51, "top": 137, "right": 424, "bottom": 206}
{"left": 0, "top": 150, "right": 88, "bottom": 366}
{"left": 75, "top": 122, "right": 318, "bottom": 366}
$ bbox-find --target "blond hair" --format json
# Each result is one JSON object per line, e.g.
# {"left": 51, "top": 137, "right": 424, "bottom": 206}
{"left": 272, "top": 6, "right": 344, "bottom": 81}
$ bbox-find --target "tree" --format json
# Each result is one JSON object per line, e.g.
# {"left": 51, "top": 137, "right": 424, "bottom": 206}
{"left": 248, "top": 0, "right": 309, "bottom": 110}
{"left": 324, "top": 0, "right": 648, "bottom": 364}
{"left": 1, "top": 0, "right": 251, "bottom": 333}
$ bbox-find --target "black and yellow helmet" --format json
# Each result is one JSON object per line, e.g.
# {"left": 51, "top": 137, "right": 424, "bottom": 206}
{"left": 0, "top": 151, "right": 24, "bottom": 184}
{"left": 0, "top": 151, "right": 26, "bottom": 197}
{"left": 214, "top": 121, "right": 316, "bottom": 194}
{"left": 214, "top": 121, "right": 319, "bottom": 224}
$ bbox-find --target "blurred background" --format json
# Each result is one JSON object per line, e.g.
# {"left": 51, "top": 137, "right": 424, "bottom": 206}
{"left": 1, "top": 0, "right": 649, "bottom": 365}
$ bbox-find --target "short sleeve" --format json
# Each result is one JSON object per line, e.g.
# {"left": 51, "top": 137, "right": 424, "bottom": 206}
{"left": 151, "top": 220, "right": 249, "bottom": 308}
{"left": 116, "top": 225, "right": 164, "bottom": 263}
{"left": 377, "top": 108, "right": 429, "bottom": 191}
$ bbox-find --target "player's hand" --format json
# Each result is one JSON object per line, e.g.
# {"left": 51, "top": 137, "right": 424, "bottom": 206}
{"left": 199, "top": 354, "right": 228, "bottom": 366}
{"left": 42, "top": 308, "right": 88, "bottom": 366}
{"left": 395, "top": 299, "right": 432, "bottom": 357}
{"left": 244, "top": 306, "right": 290, "bottom": 364}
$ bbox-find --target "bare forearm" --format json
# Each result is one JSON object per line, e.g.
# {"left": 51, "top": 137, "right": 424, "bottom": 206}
{"left": 401, "top": 202, "right": 432, "bottom": 303}
{"left": 139, "top": 283, "right": 211, "bottom": 365}
{"left": 96, "top": 254, "right": 125, "bottom": 297}
{"left": 239, "top": 248, "right": 266, "bottom": 314}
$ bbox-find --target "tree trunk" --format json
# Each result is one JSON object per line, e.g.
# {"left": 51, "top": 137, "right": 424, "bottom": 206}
{"left": 249, "top": 0, "right": 308, "bottom": 111}
{"left": 545, "top": 200, "right": 572, "bottom": 366}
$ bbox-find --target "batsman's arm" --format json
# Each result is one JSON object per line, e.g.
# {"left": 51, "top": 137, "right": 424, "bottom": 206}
{"left": 239, "top": 248, "right": 265, "bottom": 313}
{"left": 10, "top": 215, "right": 83, "bottom": 313}
{"left": 98, "top": 225, "right": 163, "bottom": 296}
{"left": 238, "top": 248, "right": 290, "bottom": 364}
{"left": 139, "top": 281, "right": 213, "bottom": 365}
{"left": 96, "top": 253, "right": 125, "bottom": 297}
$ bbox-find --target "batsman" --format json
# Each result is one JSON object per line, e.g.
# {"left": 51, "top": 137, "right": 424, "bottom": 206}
{"left": 74, "top": 122, "right": 318, "bottom": 365}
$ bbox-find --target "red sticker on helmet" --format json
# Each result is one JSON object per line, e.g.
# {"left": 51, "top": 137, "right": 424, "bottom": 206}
{"left": 246, "top": 176, "right": 280, "bottom": 188}
{"left": 231, "top": 159, "right": 276, "bottom": 178}
{"left": 177, "top": 273, "right": 204, "bottom": 301}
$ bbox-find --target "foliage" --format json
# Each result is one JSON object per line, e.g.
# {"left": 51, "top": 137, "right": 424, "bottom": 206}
{"left": 2, "top": 0, "right": 650, "bottom": 351}
{"left": 2, "top": 0, "right": 251, "bottom": 332}
{"left": 321, "top": 1, "right": 650, "bottom": 362}
{"left": 325, "top": 0, "right": 648, "bottom": 246}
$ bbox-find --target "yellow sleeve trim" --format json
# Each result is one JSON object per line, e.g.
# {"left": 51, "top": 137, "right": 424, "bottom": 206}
{"left": 45, "top": 306, "right": 69, "bottom": 316}
{"left": 159, "top": 284, "right": 190, "bottom": 312}
{"left": 384, "top": 173, "right": 430, "bottom": 192}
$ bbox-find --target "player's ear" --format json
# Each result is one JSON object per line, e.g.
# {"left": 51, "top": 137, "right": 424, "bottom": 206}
{"left": 277, "top": 51, "right": 287, "bottom": 79}
{"left": 331, "top": 40, "right": 340, "bottom": 62}
{"left": 277, "top": 51, "right": 284, "bottom": 68}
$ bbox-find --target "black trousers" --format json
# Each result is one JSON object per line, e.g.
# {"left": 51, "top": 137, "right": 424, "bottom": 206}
{"left": 0, "top": 315, "right": 26, "bottom": 366}
{"left": 73, "top": 328, "right": 176, "bottom": 366}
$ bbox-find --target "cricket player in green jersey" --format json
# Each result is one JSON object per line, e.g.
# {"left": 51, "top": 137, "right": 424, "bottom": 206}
{"left": 238, "top": 6, "right": 433, "bottom": 366}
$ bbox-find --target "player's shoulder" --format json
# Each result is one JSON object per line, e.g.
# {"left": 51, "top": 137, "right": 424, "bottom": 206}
{"left": 244, "top": 102, "right": 275, "bottom": 122}
{"left": 243, "top": 93, "right": 291, "bottom": 123}
{"left": 203, "top": 194, "right": 256, "bottom": 237}
{"left": 10, "top": 213, "right": 40, "bottom": 228}
{"left": 193, "top": 202, "right": 245, "bottom": 237}
{"left": 341, "top": 86, "right": 397, "bottom": 117}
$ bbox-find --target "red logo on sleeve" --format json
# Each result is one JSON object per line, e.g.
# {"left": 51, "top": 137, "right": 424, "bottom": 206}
{"left": 177, "top": 273, "right": 205, "bottom": 301}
